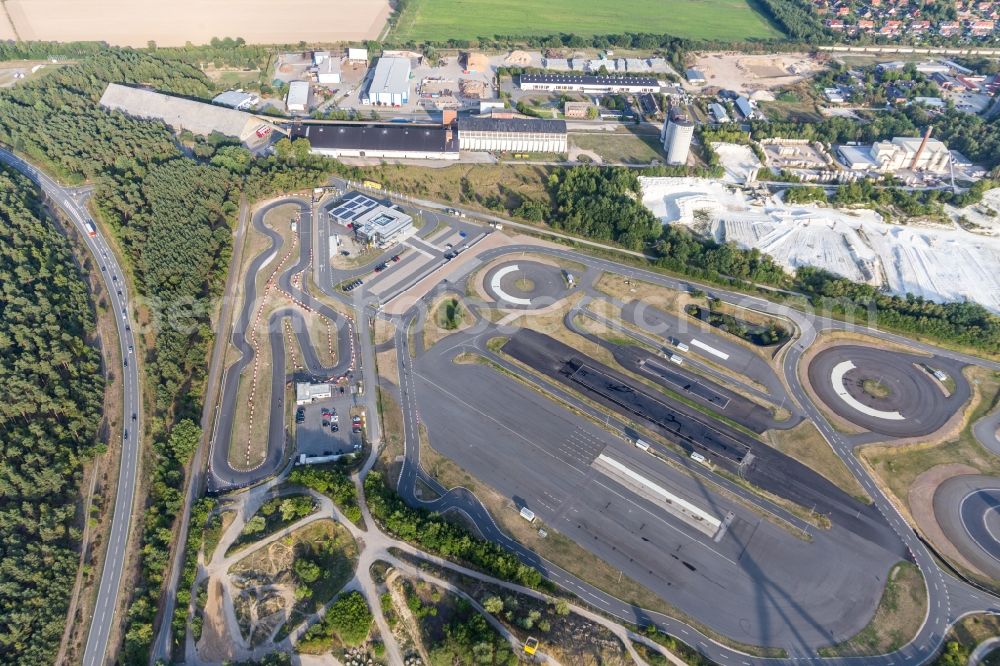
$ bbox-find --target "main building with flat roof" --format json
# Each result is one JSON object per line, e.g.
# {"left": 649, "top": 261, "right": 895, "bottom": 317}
{"left": 328, "top": 191, "right": 415, "bottom": 247}
{"left": 290, "top": 122, "right": 459, "bottom": 160}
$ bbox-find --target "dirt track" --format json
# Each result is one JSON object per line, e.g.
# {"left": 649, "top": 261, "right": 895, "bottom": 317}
{"left": 5, "top": 0, "right": 390, "bottom": 47}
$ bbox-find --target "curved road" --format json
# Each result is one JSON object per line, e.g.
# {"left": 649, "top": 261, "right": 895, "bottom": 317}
{"left": 0, "top": 149, "right": 143, "bottom": 666}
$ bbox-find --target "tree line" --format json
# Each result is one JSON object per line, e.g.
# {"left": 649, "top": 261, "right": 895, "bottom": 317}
{"left": 0, "top": 166, "right": 105, "bottom": 664}
{"left": 365, "top": 472, "right": 545, "bottom": 589}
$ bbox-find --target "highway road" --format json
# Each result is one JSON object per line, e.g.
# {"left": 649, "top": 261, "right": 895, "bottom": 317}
{"left": 0, "top": 149, "right": 143, "bottom": 666}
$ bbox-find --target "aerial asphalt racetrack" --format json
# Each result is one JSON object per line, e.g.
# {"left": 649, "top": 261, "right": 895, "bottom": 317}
{"left": 86, "top": 180, "right": 1000, "bottom": 665}
{"left": 0, "top": 149, "right": 143, "bottom": 666}
{"left": 207, "top": 199, "right": 359, "bottom": 490}
{"left": 934, "top": 475, "right": 1000, "bottom": 581}
{"left": 483, "top": 260, "right": 566, "bottom": 308}
{"left": 807, "top": 345, "right": 969, "bottom": 437}
{"left": 382, "top": 238, "right": 1000, "bottom": 664}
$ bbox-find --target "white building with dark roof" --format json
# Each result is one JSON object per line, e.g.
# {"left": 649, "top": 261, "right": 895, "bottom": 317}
{"left": 290, "top": 122, "right": 459, "bottom": 160}
{"left": 519, "top": 73, "right": 659, "bottom": 94}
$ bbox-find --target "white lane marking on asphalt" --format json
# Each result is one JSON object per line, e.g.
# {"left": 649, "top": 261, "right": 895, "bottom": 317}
{"left": 830, "top": 360, "right": 905, "bottom": 420}
{"left": 690, "top": 338, "right": 729, "bottom": 360}
{"left": 489, "top": 264, "right": 533, "bottom": 306}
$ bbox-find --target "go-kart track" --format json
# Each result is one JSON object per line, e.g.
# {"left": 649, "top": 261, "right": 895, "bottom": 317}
{"left": 807, "top": 345, "right": 969, "bottom": 437}
{"left": 208, "top": 199, "right": 357, "bottom": 490}
{"left": 483, "top": 260, "right": 567, "bottom": 308}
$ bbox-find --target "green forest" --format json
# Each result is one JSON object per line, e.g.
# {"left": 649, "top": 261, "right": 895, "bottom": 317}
{"left": 0, "top": 167, "right": 105, "bottom": 664}
{"left": 0, "top": 47, "right": 336, "bottom": 661}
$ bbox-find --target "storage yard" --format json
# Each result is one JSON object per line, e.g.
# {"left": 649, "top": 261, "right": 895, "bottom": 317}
{"left": 641, "top": 176, "right": 1000, "bottom": 314}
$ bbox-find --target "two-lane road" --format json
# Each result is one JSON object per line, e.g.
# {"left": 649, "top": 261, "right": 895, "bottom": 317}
{"left": 0, "top": 149, "right": 143, "bottom": 666}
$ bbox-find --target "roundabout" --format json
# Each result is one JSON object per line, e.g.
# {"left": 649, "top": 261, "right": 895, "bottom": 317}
{"left": 807, "top": 344, "right": 968, "bottom": 437}
{"left": 482, "top": 260, "right": 568, "bottom": 309}
{"left": 933, "top": 475, "right": 1000, "bottom": 580}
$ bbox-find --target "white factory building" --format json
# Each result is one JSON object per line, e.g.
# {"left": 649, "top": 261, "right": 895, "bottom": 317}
{"left": 317, "top": 58, "right": 341, "bottom": 84}
{"left": 661, "top": 115, "right": 694, "bottom": 165}
{"left": 519, "top": 73, "right": 660, "bottom": 94}
{"left": 286, "top": 80, "right": 310, "bottom": 112}
{"left": 838, "top": 136, "right": 952, "bottom": 174}
{"left": 457, "top": 117, "right": 567, "bottom": 153}
{"left": 365, "top": 56, "right": 411, "bottom": 106}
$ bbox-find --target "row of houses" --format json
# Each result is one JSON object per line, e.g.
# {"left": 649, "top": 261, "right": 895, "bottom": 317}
{"left": 818, "top": 0, "right": 1000, "bottom": 38}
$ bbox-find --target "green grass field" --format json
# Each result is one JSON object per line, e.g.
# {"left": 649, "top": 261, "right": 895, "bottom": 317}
{"left": 392, "top": 0, "right": 783, "bottom": 42}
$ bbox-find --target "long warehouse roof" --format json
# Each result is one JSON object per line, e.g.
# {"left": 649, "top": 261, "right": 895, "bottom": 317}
{"left": 458, "top": 116, "right": 567, "bottom": 134}
{"left": 99, "top": 82, "right": 265, "bottom": 142}
{"left": 291, "top": 123, "right": 458, "bottom": 153}
{"left": 520, "top": 73, "right": 659, "bottom": 87}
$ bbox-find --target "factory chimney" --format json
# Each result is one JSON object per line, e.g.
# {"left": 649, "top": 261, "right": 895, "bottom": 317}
{"left": 909, "top": 125, "right": 933, "bottom": 171}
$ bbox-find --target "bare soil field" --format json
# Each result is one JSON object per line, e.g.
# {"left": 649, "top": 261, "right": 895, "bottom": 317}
{"left": 4, "top": 0, "right": 390, "bottom": 47}
{"left": 691, "top": 52, "right": 822, "bottom": 93}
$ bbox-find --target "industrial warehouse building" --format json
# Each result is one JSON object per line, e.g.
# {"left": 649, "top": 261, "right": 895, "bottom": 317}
{"left": 519, "top": 73, "right": 660, "bottom": 94}
{"left": 287, "top": 81, "right": 310, "bottom": 112}
{"left": 365, "top": 56, "right": 411, "bottom": 106}
{"left": 290, "top": 123, "right": 459, "bottom": 160}
{"left": 457, "top": 117, "right": 567, "bottom": 153}
{"left": 328, "top": 192, "right": 415, "bottom": 247}
{"left": 99, "top": 83, "right": 277, "bottom": 147}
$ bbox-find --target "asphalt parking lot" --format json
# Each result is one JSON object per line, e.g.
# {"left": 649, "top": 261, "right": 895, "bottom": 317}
{"left": 412, "top": 342, "right": 899, "bottom": 650}
{"left": 503, "top": 329, "right": 903, "bottom": 554}
{"left": 295, "top": 393, "right": 362, "bottom": 458}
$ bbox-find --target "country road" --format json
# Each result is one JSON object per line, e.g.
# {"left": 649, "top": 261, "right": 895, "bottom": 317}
{"left": 0, "top": 148, "right": 143, "bottom": 666}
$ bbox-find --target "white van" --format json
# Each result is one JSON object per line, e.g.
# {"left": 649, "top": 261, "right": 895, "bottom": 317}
{"left": 670, "top": 354, "right": 684, "bottom": 365}
{"left": 675, "top": 341, "right": 689, "bottom": 352}
{"left": 690, "top": 451, "right": 708, "bottom": 465}
{"left": 635, "top": 439, "right": 651, "bottom": 452}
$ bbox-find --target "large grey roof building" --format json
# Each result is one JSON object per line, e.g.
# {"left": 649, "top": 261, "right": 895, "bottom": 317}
{"left": 99, "top": 83, "right": 274, "bottom": 146}
{"left": 290, "top": 122, "right": 458, "bottom": 160}
{"left": 366, "top": 57, "right": 411, "bottom": 106}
